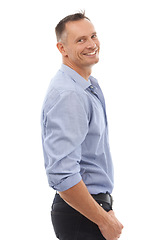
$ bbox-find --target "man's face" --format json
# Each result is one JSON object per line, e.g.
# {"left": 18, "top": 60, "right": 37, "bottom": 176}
{"left": 61, "top": 19, "right": 100, "bottom": 70}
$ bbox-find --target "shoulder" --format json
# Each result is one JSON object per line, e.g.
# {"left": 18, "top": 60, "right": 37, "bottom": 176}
{"left": 47, "top": 69, "right": 76, "bottom": 93}
{"left": 42, "top": 75, "right": 85, "bottom": 113}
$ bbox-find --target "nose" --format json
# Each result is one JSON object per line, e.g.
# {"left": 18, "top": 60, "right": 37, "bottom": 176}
{"left": 87, "top": 38, "right": 97, "bottom": 49}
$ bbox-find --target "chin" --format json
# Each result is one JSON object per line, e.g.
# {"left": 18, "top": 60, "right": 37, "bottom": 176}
{"left": 89, "top": 58, "right": 99, "bottom": 66}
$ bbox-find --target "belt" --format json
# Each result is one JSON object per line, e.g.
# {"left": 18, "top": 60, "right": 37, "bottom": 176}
{"left": 55, "top": 192, "right": 113, "bottom": 208}
{"left": 92, "top": 193, "right": 113, "bottom": 208}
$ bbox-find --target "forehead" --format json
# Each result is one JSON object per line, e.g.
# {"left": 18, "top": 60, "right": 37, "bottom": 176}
{"left": 65, "top": 19, "right": 96, "bottom": 39}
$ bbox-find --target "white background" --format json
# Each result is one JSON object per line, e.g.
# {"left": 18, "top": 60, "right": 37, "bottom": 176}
{"left": 0, "top": 0, "right": 160, "bottom": 239}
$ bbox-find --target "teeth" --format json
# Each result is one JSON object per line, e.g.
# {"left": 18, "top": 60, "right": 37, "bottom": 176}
{"left": 85, "top": 48, "right": 98, "bottom": 56}
{"left": 84, "top": 48, "right": 98, "bottom": 56}
{"left": 87, "top": 51, "right": 96, "bottom": 55}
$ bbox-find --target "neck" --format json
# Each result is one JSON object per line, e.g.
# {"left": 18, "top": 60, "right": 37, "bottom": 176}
{"left": 63, "top": 59, "right": 92, "bottom": 81}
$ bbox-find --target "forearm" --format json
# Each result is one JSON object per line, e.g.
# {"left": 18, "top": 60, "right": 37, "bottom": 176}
{"left": 59, "top": 179, "right": 109, "bottom": 226}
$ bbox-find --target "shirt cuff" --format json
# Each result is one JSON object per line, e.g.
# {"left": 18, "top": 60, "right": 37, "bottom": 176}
{"left": 53, "top": 173, "right": 82, "bottom": 192}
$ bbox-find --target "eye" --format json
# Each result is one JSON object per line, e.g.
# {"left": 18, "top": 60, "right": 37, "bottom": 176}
{"left": 91, "top": 34, "right": 97, "bottom": 39}
{"left": 77, "top": 38, "right": 84, "bottom": 43}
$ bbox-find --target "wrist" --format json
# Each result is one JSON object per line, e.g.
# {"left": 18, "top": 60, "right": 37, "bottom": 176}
{"left": 95, "top": 205, "right": 111, "bottom": 227}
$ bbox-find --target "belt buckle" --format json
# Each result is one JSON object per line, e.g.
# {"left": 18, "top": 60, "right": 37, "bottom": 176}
{"left": 110, "top": 195, "right": 113, "bottom": 208}
{"left": 107, "top": 192, "right": 113, "bottom": 208}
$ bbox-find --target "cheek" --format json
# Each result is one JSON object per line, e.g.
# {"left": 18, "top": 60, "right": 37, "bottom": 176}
{"left": 96, "top": 40, "right": 100, "bottom": 48}
{"left": 66, "top": 44, "right": 84, "bottom": 60}
{"left": 72, "top": 47, "right": 83, "bottom": 59}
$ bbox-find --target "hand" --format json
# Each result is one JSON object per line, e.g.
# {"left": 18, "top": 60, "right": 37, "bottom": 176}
{"left": 98, "top": 210, "right": 123, "bottom": 240}
{"left": 108, "top": 210, "right": 123, "bottom": 228}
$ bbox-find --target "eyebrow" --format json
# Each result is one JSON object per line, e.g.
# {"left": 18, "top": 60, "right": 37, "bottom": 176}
{"left": 74, "top": 32, "right": 97, "bottom": 42}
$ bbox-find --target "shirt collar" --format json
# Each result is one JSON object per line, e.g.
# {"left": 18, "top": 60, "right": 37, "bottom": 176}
{"left": 60, "top": 64, "right": 93, "bottom": 90}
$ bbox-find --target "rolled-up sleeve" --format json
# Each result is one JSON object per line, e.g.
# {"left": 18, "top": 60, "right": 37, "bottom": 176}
{"left": 42, "top": 90, "right": 88, "bottom": 192}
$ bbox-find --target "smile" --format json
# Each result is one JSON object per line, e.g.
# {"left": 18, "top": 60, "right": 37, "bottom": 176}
{"left": 83, "top": 48, "right": 98, "bottom": 56}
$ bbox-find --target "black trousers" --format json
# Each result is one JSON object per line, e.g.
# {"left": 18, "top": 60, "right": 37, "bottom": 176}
{"left": 51, "top": 194, "right": 112, "bottom": 240}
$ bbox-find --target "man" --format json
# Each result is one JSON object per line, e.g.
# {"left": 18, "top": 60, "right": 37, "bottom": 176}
{"left": 41, "top": 12, "right": 123, "bottom": 240}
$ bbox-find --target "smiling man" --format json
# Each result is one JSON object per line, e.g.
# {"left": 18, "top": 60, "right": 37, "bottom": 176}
{"left": 41, "top": 12, "right": 123, "bottom": 240}
{"left": 56, "top": 16, "right": 100, "bottom": 80}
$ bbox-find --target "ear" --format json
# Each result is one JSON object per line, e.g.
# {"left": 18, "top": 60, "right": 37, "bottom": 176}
{"left": 56, "top": 42, "right": 68, "bottom": 57}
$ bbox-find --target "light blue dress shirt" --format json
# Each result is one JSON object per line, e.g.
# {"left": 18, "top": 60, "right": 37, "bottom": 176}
{"left": 41, "top": 64, "right": 114, "bottom": 194}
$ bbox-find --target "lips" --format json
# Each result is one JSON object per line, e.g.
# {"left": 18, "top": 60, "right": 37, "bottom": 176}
{"left": 83, "top": 48, "right": 98, "bottom": 56}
